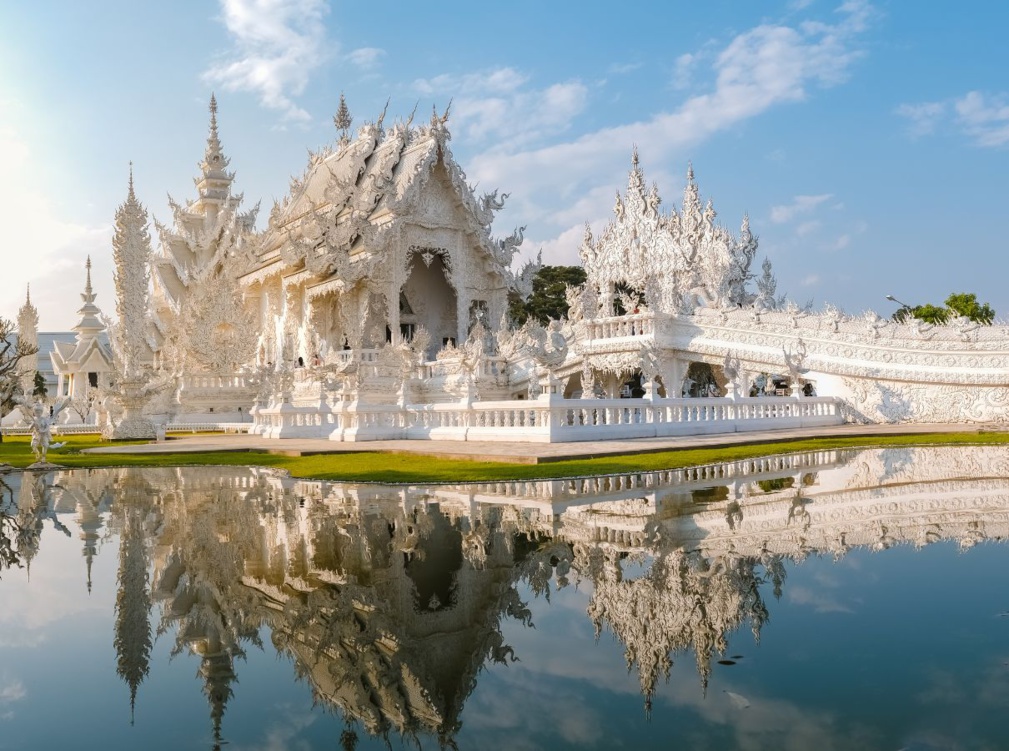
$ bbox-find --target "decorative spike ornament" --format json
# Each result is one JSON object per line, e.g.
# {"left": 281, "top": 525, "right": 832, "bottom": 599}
{"left": 112, "top": 164, "right": 153, "bottom": 375}
{"left": 16, "top": 283, "right": 39, "bottom": 394}
{"left": 333, "top": 93, "right": 352, "bottom": 142}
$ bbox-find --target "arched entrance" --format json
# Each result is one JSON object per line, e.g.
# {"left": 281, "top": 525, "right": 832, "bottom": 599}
{"left": 402, "top": 249, "right": 458, "bottom": 359}
{"left": 684, "top": 361, "right": 726, "bottom": 397}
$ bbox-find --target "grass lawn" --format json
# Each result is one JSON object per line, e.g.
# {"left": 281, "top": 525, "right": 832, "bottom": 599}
{"left": 3, "top": 431, "right": 1009, "bottom": 484}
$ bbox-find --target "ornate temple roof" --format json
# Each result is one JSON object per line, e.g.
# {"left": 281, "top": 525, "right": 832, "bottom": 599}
{"left": 245, "top": 106, "right": 508, "bottom": 286}
{"left": 51, "top": 258, "right": 113, "bottom": 373}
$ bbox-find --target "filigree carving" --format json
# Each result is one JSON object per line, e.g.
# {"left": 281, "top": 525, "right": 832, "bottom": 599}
{"left": 582, "top": 154, "right": 766, "bottom": 315}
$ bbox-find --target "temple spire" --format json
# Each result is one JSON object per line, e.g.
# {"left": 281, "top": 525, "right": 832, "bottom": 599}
{"left": 17, "top": 283, "right": 39, "bottom": 394}
{"left": 195, "top": 93, "right": 234, "bottom": 209}
{"left": 334, "top": 92, "right": 352, "bottom": 143}
{"left": 112, "top": 163, "right": 152, "bottom": 375}
{"left": 73, "top": 256, "right": 105, "bottom": 343}
{"left": 84, "top": 256, "right": 94, "bottom": 301}
{"left": 205, "top": 94, "right": 224, "bottom": 170}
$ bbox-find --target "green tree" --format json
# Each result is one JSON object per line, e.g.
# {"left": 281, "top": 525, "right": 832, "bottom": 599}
{"left": 508, "top": 266, "right": 587, "bottom": 325}
{"left": 0, "top": 316, "right": 39, "bottom": 441}
{"left": 32, "top": 371, "right": 47, "bottom": 399}
{"left": 891, "top": 292, "right": 996, "bottom": 326}
{"left": 944, "top": 292, "right": 995, "bottom": 325}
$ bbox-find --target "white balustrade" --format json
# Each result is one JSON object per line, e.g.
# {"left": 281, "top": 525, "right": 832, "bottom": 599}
{"left": 253, "top": 394, "right": 841, "bottom": 442}
{"left": 179, "top": 373, "right": 256, "bottom": 391}
{"left": 585, "top": 313, "right": 655, "bottom": 340}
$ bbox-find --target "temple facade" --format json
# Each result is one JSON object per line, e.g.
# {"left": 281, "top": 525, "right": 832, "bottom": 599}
{"left": 78, "top": 95, "right": 1009, "bottom": 440}
{"left": 50, "top": 258, "right": 115, "bottom": 405}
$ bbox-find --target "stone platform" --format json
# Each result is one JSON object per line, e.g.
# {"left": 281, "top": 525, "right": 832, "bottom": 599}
{"left": 81, "top": 423, "right": 989, "bottom": 465}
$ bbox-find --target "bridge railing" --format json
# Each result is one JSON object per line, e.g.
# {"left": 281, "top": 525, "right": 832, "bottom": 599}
{"left": 255, "top": 395, "right": 842, "bottom": 442}
{"left": 584, "top": 313, "right": 655, "bottom": 340}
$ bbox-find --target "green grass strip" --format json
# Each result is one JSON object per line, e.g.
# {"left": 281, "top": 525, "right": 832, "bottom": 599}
{"left": 3, "top": 431, "right": 1009, "bottom": 484}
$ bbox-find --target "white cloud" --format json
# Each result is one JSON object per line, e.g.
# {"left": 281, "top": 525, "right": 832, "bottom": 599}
{"left": 955, "top": 91, "right": 1009, "bottom": 147}
{"left": 770, "top": 194, "right": 833, "bottom": 223}
{"left": 800, "top": 274, "right": 821, "bottom": 286}
{"left": 895, "top": 101, "right": 946, "bottom": 137}
{"left": 795, "top": 220, "right": 821, "bottom": 237}
{"left": 0, "top": 678, "right": 25, "bottom": 704}
{"left": 671, "top": 53, "right": 696, "bottom": 90}
{"left": 788, "top": 584, "right": 854, "bottom": 612}
{"left": 203, "top": 0, "right": 330, "bottom": 122}
{"left": 414, "top": 67, "right": 588, "bottom": 147}
{"left": 831, "top": 233, "right": 851, "bottom": 250}
{"left": 464, "top": 1, "right": 872, "bottom": 265}
{"left": 346, "top": 46, "right": 385, "bottom": 70}
{"left": 897, "top": 91, "right": 1009, "bottom": 147}
{"left": 0, "top": 674, "right": 25, "bottom": 720}
{"left": 608, "top": 62, "right": 643, "bottom": 75}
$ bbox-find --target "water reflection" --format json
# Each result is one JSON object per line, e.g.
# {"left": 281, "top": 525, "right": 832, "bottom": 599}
{"left": 1, "top": 445, "right": 1009, "bottom": 748}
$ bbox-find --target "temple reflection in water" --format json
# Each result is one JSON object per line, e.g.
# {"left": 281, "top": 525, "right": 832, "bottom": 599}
{"left": 2, "top": 445, "right": 1008, "bottom": 747}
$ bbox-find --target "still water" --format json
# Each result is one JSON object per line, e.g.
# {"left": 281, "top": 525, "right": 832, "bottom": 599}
{"left": 1, "top": 446, "right": 1008, "bottom": 750}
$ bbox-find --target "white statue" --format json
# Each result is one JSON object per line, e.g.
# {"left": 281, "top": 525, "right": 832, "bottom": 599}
{"left": 22, "top": 400, "right": 68, "bottom": 465}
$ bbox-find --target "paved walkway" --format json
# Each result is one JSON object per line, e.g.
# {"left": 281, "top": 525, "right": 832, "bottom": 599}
{"left": 81, "top": 423, "right": 998, "bottom": 464}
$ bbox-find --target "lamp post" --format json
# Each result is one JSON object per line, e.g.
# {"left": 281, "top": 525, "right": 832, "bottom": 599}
{"left": 885, "top": 294, "right": 915, "bottom": 323}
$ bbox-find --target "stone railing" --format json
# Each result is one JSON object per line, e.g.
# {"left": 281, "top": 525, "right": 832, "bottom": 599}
{"left": 422, "top": 356, "right": 510, "bottom": 380}
{"left": 255, "top": 395, "right": 842, "bottom": 442}
{"left": 165, "top": 422, "right": 252, "bottom": 434}
{"left": 584, "top": 313, "right": 655, "bottom": 340}
{"left": 181, "top": 374, "right": 253, "bottom": 391}
{"left": 330, "top": 348, "right": 381, "bottom": 366}
{"left": 486, "top": 448, "right": 840, "bottom": 504}
{"left": 1, "top": 423, "right": 104, "bottom": 436}
{"left": 1, "top": 421, "right": 252, "bottom": 437}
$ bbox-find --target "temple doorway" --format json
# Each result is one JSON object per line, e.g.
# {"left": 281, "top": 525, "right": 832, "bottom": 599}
{"left": 402, "top": 250, "right": 457, "bottom": 359}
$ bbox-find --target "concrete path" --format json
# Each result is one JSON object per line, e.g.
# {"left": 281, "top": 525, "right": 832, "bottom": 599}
{"left": 81, "top": 423, "right": 998, "bottom": 464}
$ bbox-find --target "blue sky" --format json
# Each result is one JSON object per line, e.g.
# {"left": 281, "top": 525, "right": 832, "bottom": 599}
{"left": 1, "top": 0, "right": 1007, "bottom": 329}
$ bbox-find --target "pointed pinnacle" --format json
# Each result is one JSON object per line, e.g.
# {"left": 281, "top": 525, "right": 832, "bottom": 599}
{"left": 208, "top": 95, "right": 220, "bottom": 145}
{"left": 128, "top": 161, "right": 136, "bottom": 201}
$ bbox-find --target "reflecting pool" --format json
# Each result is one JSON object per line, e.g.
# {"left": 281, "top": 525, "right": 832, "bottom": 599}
{"left": 1, "top": 446, "right": 1008, "bottom": 749}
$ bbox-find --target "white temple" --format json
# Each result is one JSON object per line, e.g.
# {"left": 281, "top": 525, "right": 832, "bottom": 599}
{"left": 60, "top": 95, "right": 1009, "bottom": 439}
{"left": 50, "top": 258, "right": 115, "bottom": 404}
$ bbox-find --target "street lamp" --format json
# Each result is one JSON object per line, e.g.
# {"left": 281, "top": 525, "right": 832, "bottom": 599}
{"left": 884, "top": 294, "right": 914, "bottom": 322}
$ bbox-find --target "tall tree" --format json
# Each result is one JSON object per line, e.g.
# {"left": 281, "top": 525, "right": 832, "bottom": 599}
{"left": 32, "top": 371, "right": 47, "bottom": 399}
{"left": 892, "top": 292, "right": 996, "bottom": 326}
{"left": 944, "top": 292, "right": 995, "bottom": 324}
{"left": 508, "top": 266, "right": 587, "bottom": 325}
{"left": 0, "top": 317, "right": 39, "bottom": 440}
